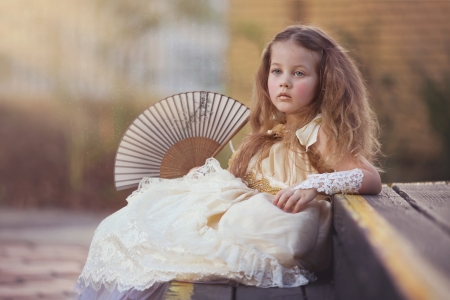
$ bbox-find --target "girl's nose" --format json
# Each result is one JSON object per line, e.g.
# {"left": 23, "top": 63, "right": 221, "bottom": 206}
{"left": 279, "top": 81, "right": 290, "bottom": 88}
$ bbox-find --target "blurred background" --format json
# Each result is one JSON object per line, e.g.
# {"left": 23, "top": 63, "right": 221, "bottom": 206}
{"left": 1, "top": 0, "right": 449, "bottom": 212}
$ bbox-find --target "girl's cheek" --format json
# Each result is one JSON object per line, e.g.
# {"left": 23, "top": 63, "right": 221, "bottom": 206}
{"left": 268, "top": 79, "right": 278, "bottom": 98}
{"left": 293, "top": 84, "right": 307, "bottom": 97}
{"left": 294, "top": 81, "right": 315, "bottom": 98}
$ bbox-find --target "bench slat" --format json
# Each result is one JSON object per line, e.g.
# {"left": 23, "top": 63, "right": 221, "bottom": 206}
{"left": 303, "top": 268, "right": 336, "bottom": 300}
{"left": 393, "top": 182, "right": 450, "bottom": 235}
{"left": 163, "top": 282, "right": 233, "bottom": 300}
{"left": 235, "top": 285, "right": 305, "bottom": 300}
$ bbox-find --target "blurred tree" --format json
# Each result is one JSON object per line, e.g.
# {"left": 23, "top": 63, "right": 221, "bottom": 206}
{"left": 420, "top": 71, "right": 450, "bottom": 178}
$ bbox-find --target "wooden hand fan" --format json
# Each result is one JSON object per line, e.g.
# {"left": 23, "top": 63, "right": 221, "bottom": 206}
{"left": 114, "top": 91, "right": 250, "bottom": 190}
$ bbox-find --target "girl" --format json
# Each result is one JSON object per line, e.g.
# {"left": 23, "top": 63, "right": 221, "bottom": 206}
{"left": 76, "top": 25, "right": 382, "bottom": 298}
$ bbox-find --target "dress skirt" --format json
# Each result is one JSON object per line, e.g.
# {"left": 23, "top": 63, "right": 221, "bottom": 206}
{"left": 76, "top": 159, "right": 331, "bottom": 296}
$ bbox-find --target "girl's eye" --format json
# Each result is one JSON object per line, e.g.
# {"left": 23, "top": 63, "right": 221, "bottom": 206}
{"left": 271, "top": 69, "right": 281, "bottom": 75}
{"left": 294, "top": 71, "right": 305, "bottom": 77}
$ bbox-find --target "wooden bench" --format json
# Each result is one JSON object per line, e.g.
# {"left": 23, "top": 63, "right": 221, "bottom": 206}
{"left": 160, "top": 182, "right": 450, "bottom": 300}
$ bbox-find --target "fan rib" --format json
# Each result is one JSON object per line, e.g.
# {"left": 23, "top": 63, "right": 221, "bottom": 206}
{"left": 147, "top": 107, "right": 176, "bottom": 146}
{"left": 119, "top": 143, "right": 162, "bottom": 160}
{"left": 117, "top": 150, "right": 158, "bottom": 163}
{"left": 115, "top": 175, "right": 158, "bottom": 183}
{"left": 116, "top": 182, "right": 141, "bottom": 191}
{"left": 205, "top": 93, "right": 221, "bottom": 140}
{"left": 211, "top": 113, "right": 249, "bottom": 157}
{"left": 160, "top": 100, "right": 183, "bottom": 143}
{"left": 192, "top": 92, "right": 199, "bottom": 137}
{"left": 193, "top": 92, "right": 200, "bottom": 137}
{"left": 203, "top": 94, "right": 215, "bottom": 139}
{"left": 217, "top": 96, "right": 236, "bottom": 141}
{"left": 217, "top": 105, "right": 247, "bottom": 144}
{"left": 185, "top": 93, "right": 200, "bottom": 164}
{"left": 134, "top": 116, "right": 168, "bottom": 148}
{"left": 153, "top": 103, "right": 179, "bottom": 146}
{"left": 172, "top": 95, "right": 189, "bottom": 141}
{"left": 115, "top": 165, "right": 159, "bottom": 171}
{"left": 115, "top": 158, "right": 159, "bottom": 168}
{"left": 143, "top": 109, "right": 174, "bottom": 149}
{"left": 185, "top": 93, "right": 195, "bottom": 138}
{"left": 115, "top": 171, "right": 158, "bottom": 175}
{"left": 116, "top": 150, "right": 161, "bottom": 166}
{"left": 208, "top": 95, "right": 224, "bottom": 142}
{"left": 116, "top": 153, "right": 160, "bottom": 166}
{"left": 199, "top": 92, "right": 208, "bottom": 138}
{"left": 122, "top": 132, "right": 164, "bottom": 157}
{"left": 215, "top": 101, "right": 239, "bottom": 143}
{"left": 128, "top": 125, "right": 167, "bottom": 156}
{"left": 166, "top": 97, "right": 187, "bottom": 141}
{"left": 121, "top": 138, "right": 163, "bottom": 160}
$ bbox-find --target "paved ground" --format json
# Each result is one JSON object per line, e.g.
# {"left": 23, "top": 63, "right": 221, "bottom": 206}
{"left": 0, "top": 208, "right": 109, "bottom": 300}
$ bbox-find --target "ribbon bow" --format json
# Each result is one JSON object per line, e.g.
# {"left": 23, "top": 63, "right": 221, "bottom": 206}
{"left": 295, "top": 114, "right": 322, "bottom": 151}
{"left": 267, "top": 124, "right": 286, "bottom": 138}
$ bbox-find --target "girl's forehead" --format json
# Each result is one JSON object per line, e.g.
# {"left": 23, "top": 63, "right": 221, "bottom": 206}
{"left": 270, "top": 40, "right": 320, "bottom": 65}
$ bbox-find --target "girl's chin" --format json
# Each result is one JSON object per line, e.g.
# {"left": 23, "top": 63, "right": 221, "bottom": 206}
{"left": 274, "top": 106, "right": 302, "bottom": 115}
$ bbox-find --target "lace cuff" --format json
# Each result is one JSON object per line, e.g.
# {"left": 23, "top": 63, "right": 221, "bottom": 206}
{"left": 293, "top": 169, "right": 364, "bottom": 195}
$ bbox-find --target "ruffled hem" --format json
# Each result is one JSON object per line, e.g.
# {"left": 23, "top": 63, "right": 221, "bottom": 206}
{"left": 76, "top": 158, "right": 316, "bottom": 293}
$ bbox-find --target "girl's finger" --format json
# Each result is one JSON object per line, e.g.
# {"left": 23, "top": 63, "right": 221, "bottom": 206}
{"left": 276, "top": 192, "right": 288, "bottom": 208}
{"left": 273, "top": 190, "right": 284, "bottom": 205}
{"left": 292, "top": 197, "right": 306, "bottom": 213}
{"left": 275, "top": 190, "right": 294, "bottom": 208}
{"left": 283, "top": 192, "right": 300, "bottom": 212}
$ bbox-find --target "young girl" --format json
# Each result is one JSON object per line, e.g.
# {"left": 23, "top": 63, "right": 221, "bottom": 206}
{"left": 76, "top": 25, "right": 382, "bottom": 298}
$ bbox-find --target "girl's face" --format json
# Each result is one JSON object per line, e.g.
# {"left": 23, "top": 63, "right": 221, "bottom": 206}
{"left": 268, "top": 40, "right": 320, "bottom": 122}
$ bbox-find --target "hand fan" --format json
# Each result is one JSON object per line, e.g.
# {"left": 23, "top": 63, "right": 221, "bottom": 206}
{"left": 114, "top": 91, "right": 250, "bottom": 190}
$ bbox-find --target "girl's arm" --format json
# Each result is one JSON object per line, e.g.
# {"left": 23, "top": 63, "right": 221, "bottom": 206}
{"left": 315, "top": 128, "right": 382, "bottom": 195}
{"left": 273, "top": 128, "right": 382, "bottom": 213}
{"left": 332, "top": 154, "right": 382, "bottom": 195}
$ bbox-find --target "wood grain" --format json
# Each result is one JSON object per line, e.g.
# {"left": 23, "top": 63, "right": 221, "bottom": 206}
{"left": 332, "top": 235, "right": 367, "bottom": 300}
{"left": 303, "top": 266, "right": 336, "bottom": 300}
{"left": 191, "top": 284, "right": 234, "bottom": 300}
{"left": 163, "top": 282, "right": 233, "bottom": 300}
{"left": 235, "top": 285, "right": 305, "bottom": 300}
{"left": 392, "top": 182, "right": 450, "bottom": 235}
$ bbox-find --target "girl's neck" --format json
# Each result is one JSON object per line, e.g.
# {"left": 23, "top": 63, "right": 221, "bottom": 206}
{"left": 285, "top": 115, "right": 295, "bottom": 126}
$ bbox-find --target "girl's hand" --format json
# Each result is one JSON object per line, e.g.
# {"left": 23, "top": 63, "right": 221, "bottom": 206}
{"left": 273, "top": 185, "right": 318, "bottom": 213}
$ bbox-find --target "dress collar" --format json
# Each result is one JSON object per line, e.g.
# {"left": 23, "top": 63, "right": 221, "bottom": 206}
{"left": 295, "top": 114, "right": 322, "bottom": 151}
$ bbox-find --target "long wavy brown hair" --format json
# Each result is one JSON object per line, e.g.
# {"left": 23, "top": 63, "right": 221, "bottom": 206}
{"left": 228, "top": 25, "right": 381, "bottom": 178}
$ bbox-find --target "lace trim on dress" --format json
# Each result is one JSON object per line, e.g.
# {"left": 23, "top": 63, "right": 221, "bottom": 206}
{"left": 293, "top": 169, "right": 364, "bottom": 195}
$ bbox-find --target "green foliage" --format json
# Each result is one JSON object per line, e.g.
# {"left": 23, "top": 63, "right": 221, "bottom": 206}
{"left": 420, "top": 72, "right": 450, "bottom": 179}
{"left": 420, "top": 72, "right": 450, "bottom": 158}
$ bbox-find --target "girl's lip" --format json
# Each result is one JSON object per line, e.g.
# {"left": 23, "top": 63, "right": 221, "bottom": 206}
{"left": 278, "top": 93, "right": 291, "bottom": 98}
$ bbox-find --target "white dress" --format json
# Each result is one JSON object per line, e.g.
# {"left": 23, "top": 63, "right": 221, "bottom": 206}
{"left": 76, "top": 120, "right": 332, "bottom": 298}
